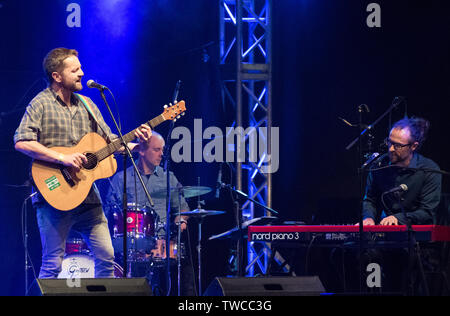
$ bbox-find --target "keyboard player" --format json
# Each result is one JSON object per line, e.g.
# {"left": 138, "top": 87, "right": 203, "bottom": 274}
{"left": 361, "top": 117, "right": 442, "bottom": 226}
{"left": 348, "top": 117, "right": 443, "bottom": 294}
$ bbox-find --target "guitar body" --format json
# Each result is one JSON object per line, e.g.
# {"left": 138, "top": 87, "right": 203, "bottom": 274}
{"left": 30, "top": 100, "right": 186, "bottom": 211}
{"left": 31, "top": 132, "right": 117, "bottom": 211}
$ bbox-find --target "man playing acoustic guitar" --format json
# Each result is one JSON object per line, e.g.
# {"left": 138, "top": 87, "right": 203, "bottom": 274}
{"left": 14, "top": 48, "right": 152, "bottom": 279}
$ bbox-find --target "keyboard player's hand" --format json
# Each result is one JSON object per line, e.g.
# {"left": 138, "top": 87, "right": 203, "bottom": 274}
{"left": 380, "top": 215, "right": 398, "bottom": 226}
{"left": 355, "top": 218, "right": 376, "bottom": 226}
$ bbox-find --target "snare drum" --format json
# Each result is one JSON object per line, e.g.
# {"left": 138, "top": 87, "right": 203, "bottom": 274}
{"left": 113, "top": 204, "right": 158, "bottom": 238}
{"left": 57, "top": 254, "right": 123, "bottom": 279}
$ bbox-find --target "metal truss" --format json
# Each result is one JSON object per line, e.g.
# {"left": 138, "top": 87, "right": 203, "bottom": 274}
{"left": 219, "top": 0, "right": 284, "bottom": 276}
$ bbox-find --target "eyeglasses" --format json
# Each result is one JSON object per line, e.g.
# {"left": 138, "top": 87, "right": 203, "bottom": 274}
{"left": 384, "top": 138, "right": 412, "bottom": 150}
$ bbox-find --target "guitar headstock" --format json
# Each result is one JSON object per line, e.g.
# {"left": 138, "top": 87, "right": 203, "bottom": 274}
{"left": 161, "top": 100, "right": 186, "bottom": 122}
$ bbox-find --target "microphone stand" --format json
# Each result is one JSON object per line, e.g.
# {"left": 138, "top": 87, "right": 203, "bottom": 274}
{"left": 396, "top": 192, "right": 429, "bottom": 296}
{"left": 366, "top": 165, "right": 449, "bottom": 295}
{"left": 346, "top": 98, "right": 403, "bottom": 294}
{"left": 97, "top": 88, "right": 155, "bottom": 276}
{"left": 346, "top": 97, "right": 405, "bottom": 151}
{"left": 357, "top": 104, "right": 366, "bottom": 294}
{"left": 164, "top": 80, "right": 182, "bottom": 296}
{"left": 23, "top": 191, "right": 37, "bottom": 296}
{"left": 218, "top": 182, "right": 279, "bottom": 276}
{"left": 176, "top": 188, "right": 183, "bottom": 296}
{"left": 122, "top": 151, "right": 128, "bottom": 276}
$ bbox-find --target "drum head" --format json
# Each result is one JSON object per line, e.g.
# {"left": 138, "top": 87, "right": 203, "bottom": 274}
{"left": 57, "top": 254, "right": 123, "bottom": 279}
{"left": 57, "top": 254, "right": 95, "bottom": 279}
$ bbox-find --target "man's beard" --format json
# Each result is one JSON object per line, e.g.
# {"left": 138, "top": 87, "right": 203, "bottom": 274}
{"left": 63, "top": 79, "right": 82, "bottom": 92}
{"left": 389, "top": 151, "right": 407, "bottom": 165}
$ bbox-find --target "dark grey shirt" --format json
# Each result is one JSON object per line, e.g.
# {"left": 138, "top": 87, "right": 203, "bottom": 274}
{"left": 363, "top": 153, "right": 442, "bottom": 225}
{"left": 14, "top": 87, "right": 115, "bottom": 147}
{"left": 105, "top": 164, "right": 189, "bottom": 229}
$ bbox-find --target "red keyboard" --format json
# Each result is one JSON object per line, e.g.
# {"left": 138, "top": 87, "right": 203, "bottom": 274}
{"left": 248, "top": 225, "right": 450, "bottom": 243}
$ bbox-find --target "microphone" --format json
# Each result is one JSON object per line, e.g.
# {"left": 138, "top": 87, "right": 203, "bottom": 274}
{"left": 215, "top": 163, "right": 223, "bottom": 198}
{"left": 359, "top": 104, "right": 370, "bottom": 113}
{"left": 392, "top": 96, "right": 405, "bottom": 107}
{"left": 369, "top": 152, "right": 389, "bottom": 169}
{"left": 87, "top": 79, "right": 107, "bottom": 91}
{"left": 361, "top": 152, "right": 380, "bottom": 169}
{"left": 384, "top": 184, "right": 408, "bottom": 195}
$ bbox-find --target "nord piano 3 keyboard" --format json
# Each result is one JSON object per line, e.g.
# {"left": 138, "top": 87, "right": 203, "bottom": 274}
{"left": 248, "top": 225, "right": 450, "bottom": 243}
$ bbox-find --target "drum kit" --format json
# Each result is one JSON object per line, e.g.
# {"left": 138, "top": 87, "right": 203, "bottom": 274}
{"left": 57, "top": 185, "right": 225, "bottom": 289}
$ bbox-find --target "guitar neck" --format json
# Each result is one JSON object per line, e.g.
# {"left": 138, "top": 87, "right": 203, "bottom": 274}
{"left": 96, "top": 114, "right": 166, "bottom": 161}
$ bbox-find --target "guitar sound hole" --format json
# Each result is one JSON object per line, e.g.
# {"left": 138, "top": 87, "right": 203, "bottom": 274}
{"left": 83, "top": 152, "right": 98, "bottom": 170}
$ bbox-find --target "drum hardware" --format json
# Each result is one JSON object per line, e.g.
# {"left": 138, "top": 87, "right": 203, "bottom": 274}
{"left": 108, "top": 180, "right": 215, "bottom": 294}
{"left": 175, "top": 186, "right": 184, "bottom": 296}
{"left": 159, "top": 180, "right": 213, "bottom": 296}
{"left": 112, "top": 236, "right": 156, "bottom": 259}
{"left": 158, "top": 180, "right": 213, "bottom": 295}
{"left": 112, "top": 203, "right": 158, "bottom": 239}
{"left": 111, "top": 203, "right": 159, "bottom": 274}
{"left": 180, "top": 207, "right": 225, "bottom": 296}
{"left": 65, "top": 238, "right": 90, "bottom": 255}
{"left": 147, "top": 239, "right": 186, "bottom": 265}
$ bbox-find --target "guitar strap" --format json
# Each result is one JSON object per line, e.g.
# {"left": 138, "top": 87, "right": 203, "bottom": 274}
{"left": 74, "top": 93, "right": 112, "bottom": 143}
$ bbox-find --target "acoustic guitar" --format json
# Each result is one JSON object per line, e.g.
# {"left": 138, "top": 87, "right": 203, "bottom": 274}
{"left": 31, "top": 101, "right": 186, "bottom": 211}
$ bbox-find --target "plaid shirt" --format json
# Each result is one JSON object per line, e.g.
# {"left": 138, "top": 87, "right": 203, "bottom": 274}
{"left": 14, "top": 87, "right": 117, "bottom": 205}
{"left": 14, "top": 87, "right": 115, "bottom": 147}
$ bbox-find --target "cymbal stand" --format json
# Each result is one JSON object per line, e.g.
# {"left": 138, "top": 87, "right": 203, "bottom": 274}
{"left": 164, "top": 80, "right": 182, "bottom": 296}
{"left": 195, "top": 177, "right": 204, "bottom": 295}
{"left": 177, "top": 187, "right": 183, "bottom": 296}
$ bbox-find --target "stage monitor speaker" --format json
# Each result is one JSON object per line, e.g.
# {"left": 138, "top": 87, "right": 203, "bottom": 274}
{"left": 203, "top": 276, "right": 325, "bottom": 296}
{"left": 31, "top": 278, "right": 152, "bottom": 296}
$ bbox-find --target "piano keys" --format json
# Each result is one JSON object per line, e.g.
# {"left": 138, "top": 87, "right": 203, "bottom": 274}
{"left": 248, "top": 225, "right": 450, "bottom": 243}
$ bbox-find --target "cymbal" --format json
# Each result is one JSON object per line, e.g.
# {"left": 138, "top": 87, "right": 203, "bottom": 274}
{"left": 150, "top": 186, "right": 212, "bottom": 199}
{"left": 180, "top": 209, "right": 225, "bottom": 217}
{"left": 182, "top": 186, "right": 212, "bottom": 198}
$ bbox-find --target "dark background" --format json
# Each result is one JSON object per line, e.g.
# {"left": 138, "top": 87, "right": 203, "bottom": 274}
{"left": 0, "top": 0, "right": 449, "bottom": 295}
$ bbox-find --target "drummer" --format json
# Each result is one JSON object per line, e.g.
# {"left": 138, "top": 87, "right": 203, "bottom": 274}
{"left": 105, "top": 131, "right": 194, "bottom": 295}
{"left": 105, "top": 131, "right": 190, "bottom": 234}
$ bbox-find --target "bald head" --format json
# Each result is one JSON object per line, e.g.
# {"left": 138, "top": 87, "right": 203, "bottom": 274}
{"left": 139, "top": 131, "right": 165, "bottom": 171}
{"left": 149, "top": 131, "right": 164, "bottom": 143}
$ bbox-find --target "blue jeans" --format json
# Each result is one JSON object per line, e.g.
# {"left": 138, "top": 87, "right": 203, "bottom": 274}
{"left": 36, "top": 203, "right": 115, "bottom": 278}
